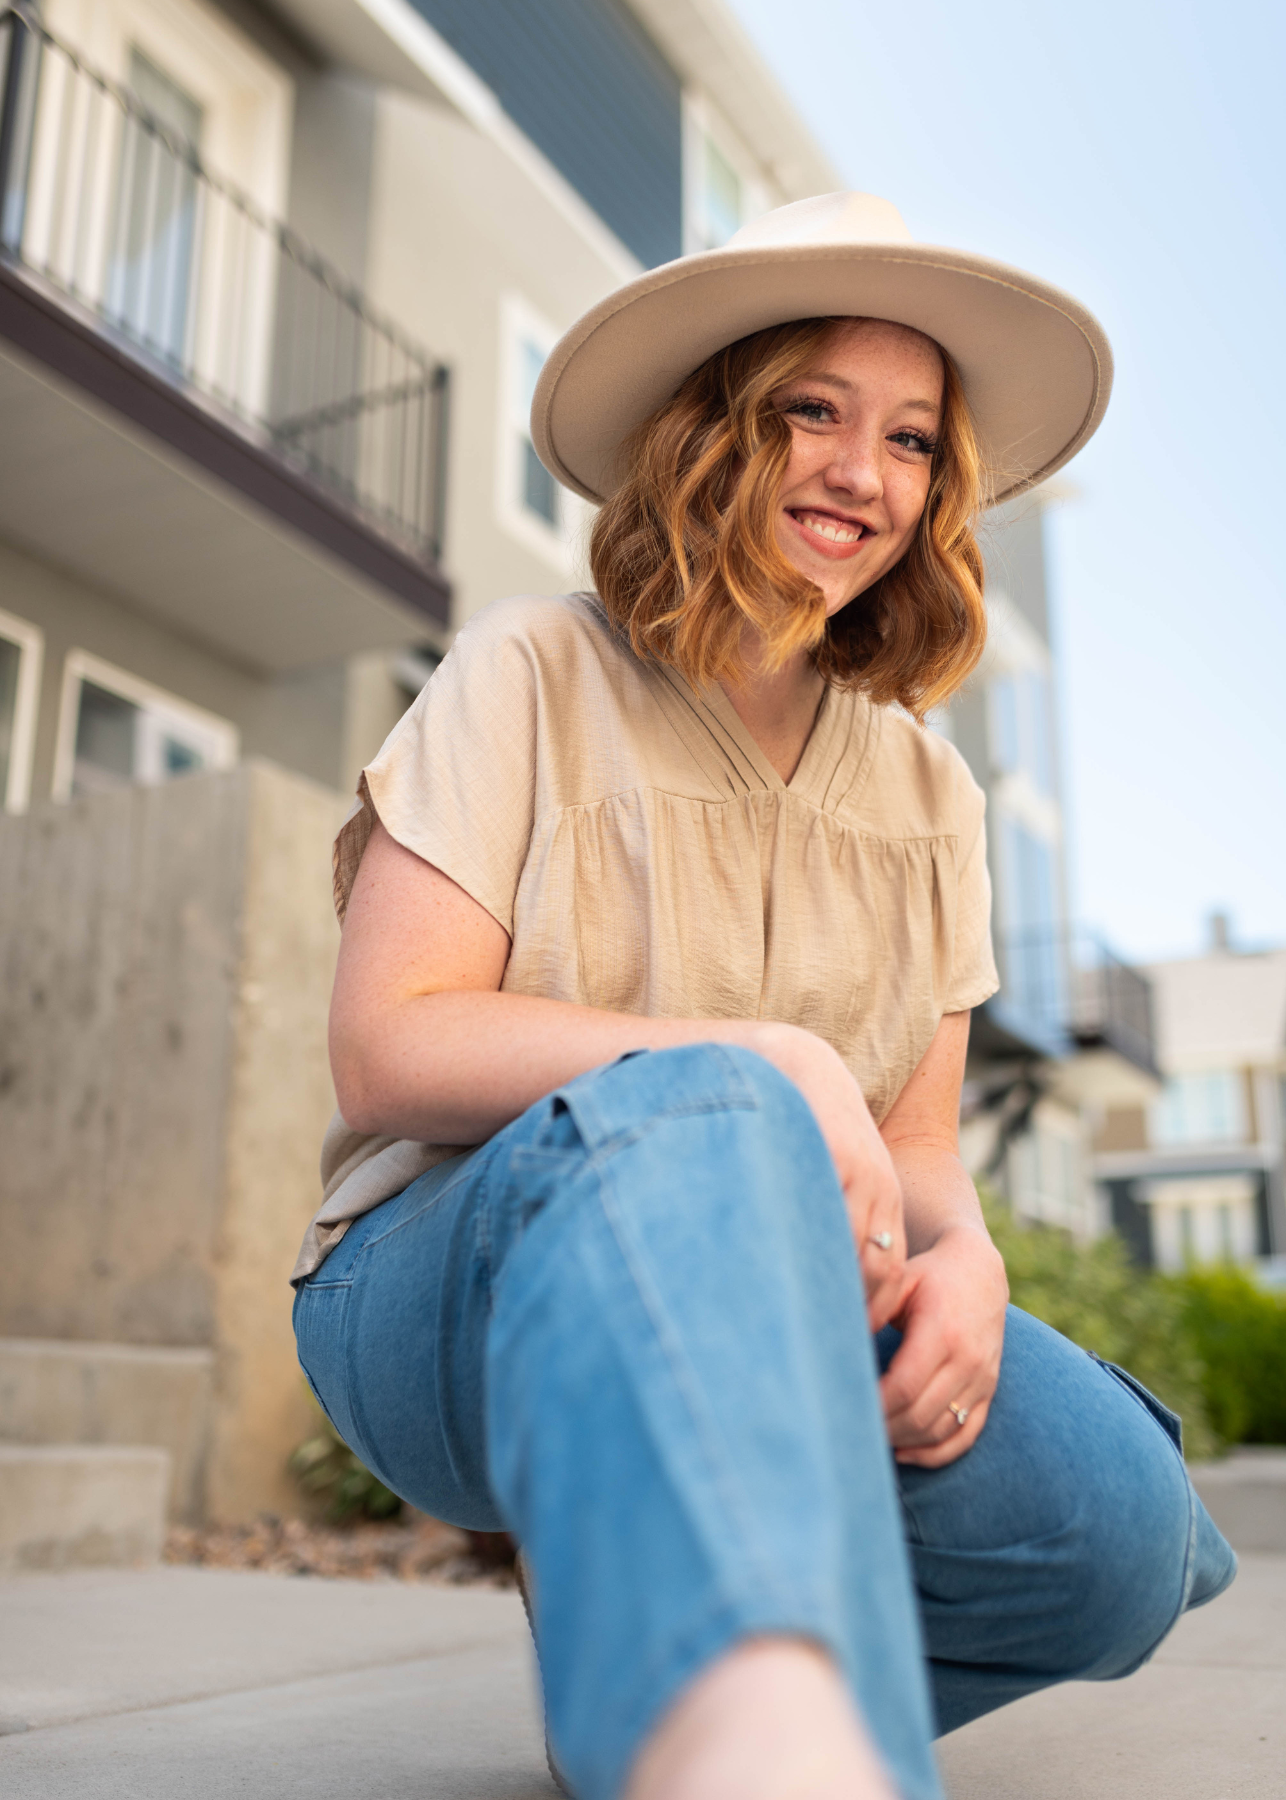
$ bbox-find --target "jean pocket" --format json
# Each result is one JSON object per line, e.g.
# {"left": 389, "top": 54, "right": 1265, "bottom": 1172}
{"left": 293, "top": 1279, "right": 356, "bottom": 1446}
{"left": 1090, "top": 1352, "right": 1185, "bottom": 1455}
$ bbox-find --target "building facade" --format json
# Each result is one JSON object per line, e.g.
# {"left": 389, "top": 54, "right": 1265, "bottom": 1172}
{"left": 0, "top": 0, "right": 838, "bottom": 1536}
{"left": 944, "top": 494, "right": 1160, "bottom": 1236}
{"left": 0, "top": 0, "right": 836, "bottom": 818}
{"left": 1094, "top": 928, "right": 1286, "bottom": 1271}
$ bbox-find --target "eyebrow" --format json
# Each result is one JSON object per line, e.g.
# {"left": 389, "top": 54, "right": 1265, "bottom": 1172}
{"left": 794, "top": 370, "right": 941, "bottom": 414}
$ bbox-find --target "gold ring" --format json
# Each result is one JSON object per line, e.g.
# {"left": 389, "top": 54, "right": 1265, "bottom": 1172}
{"left": 867, "top": 1231, "right": 893, "bottom": 1251}
{"left": 947, "top": 1400, "right": 970, "bottom": 1428}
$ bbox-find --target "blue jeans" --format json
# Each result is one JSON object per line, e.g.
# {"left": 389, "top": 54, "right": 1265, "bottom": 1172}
{"left": 294, "top": 1047, "right": 1235, "bottom": 1800}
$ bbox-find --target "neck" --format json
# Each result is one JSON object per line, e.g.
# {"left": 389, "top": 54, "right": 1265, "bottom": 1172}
{"left": 719, "top": 630, "right": 825, "bottom": 785}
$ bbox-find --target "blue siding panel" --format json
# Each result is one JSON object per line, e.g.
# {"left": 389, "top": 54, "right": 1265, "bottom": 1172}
{"left": 408, "top": 0, "right": 682, "bottom": 268}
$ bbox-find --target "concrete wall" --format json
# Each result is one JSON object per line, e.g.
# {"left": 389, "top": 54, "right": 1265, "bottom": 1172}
{"left": 0, "top": 760, "right": 347, "bottom": 1520}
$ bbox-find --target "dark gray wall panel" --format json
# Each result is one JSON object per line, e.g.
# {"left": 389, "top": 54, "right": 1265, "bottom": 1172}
{"left": 409, "top": 0, "right": 682, "bottom": 267}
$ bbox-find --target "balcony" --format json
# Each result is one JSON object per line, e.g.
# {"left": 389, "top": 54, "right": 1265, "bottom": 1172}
{"left": 0, "top": 4, "right": 450, "bottom": 670}
{"left": 977, "top": 925, "right": 1160, "bottom": 1096}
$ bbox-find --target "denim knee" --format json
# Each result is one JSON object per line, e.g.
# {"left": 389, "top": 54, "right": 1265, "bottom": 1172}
{"left": 1031, "top": 1362, "right": 1200, "bottom": 1681}
{"left": 546, "top": 1042, "right": 819, "bottom": 1164}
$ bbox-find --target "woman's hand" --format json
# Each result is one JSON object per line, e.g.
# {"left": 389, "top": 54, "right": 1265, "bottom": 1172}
{"left": 752, "top": 1024, "right": 907, "bottom": 1331}
{"left": 879, "top": 1223, "right": 1008, "bottom": 1466}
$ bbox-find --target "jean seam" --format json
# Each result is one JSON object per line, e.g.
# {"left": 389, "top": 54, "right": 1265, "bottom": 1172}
{"left": 592, "top": 1153, "right": 803, "bottom": 1624}
{"left": 358, "top": 1157, "right": 480, "bottom": 1255}
{"left": 579, "top": 1096, "right": 760, "bottom": 1173}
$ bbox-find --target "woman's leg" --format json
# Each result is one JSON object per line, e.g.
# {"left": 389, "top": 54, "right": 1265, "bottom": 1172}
{"left": 876, "top": 1306, "right": 1237, "bottom": 1737}
{"left": 296, "top": 1045, "right": 943, "bottom": 1800}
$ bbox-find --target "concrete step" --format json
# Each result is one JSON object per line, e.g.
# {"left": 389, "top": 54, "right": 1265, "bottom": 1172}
{"left": 1190, "top": 1448, "right": 1286, "bottom": 1552}
{"left": 0, "top": 1444, "right": 170, "bottom": 1572}
{"left": 0, "top": 1339, "right": 211, "bottom": 1521}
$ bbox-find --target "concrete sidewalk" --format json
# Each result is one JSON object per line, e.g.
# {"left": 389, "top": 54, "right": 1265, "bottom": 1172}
{"left": 1, "top": 1557, "right": 1281, "bottom": 1798}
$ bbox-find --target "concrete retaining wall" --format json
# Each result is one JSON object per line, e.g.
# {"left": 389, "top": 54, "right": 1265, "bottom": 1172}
{"left": 0, "top": 761, "right": 348, "bottom": 1522}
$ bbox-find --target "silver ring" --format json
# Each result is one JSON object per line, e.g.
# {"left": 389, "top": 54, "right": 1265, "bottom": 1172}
{"left": 947, "top": 1400, "right": 969, "bottom": 1429}
{"left": 867, "top": 1231, "right": 893, "bottom": 1251}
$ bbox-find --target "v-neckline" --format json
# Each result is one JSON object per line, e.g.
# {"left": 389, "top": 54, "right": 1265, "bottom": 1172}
{"left": 701, "top": 679, "right": 836, "bottom": 799}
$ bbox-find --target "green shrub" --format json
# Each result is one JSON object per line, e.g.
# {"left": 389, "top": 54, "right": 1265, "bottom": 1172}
{"left": 983, "top": 1200, "right": 1216, "bottom": 1460}
{"left": 289, "top": 1394, "right": 403, "bottom": 1523}
{"left": 1167, "top": 1267, "right": 1286, "bottom": 1446}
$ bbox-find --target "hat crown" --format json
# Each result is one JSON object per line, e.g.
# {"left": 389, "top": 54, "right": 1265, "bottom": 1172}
{"left": 727, "top": 191, "right": 913, "bottom": 253}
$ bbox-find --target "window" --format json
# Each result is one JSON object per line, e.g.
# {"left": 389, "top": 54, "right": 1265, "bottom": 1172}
{"left": 683, "top": 97, "right": 767, "bottom": 254}
{"left": 1150, "top": 1071, "right": 1246, "bottom": 1147}
{"left": 988, "top": 668, "right": 1054, "bottom": 796}
{"left": 998, "top": 815, "right": 1065, "bottom": 1031}
{"left": 54, "top": 651, "right": 237, "bottom": 800}
{"left": 1006, "top": 1108, "right": 1083, "bottom": 1230}
{"left": 38, "top": 0, "right": 292, "bottom": 414}
{"left": 498, "top": 294, "right": 581, "bottom": 569}
{"left": 106, "top": 49, "right": 204, "bottom": 366}
{"left": 1146, "top": 1174, "right": 1258, "bottom": 1270}
{"left": 0, "top": 607, "right": 44, "bottom": 813}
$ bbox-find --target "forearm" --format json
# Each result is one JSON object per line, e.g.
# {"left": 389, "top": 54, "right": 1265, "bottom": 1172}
{"left": 882, "top": 1134, "right": 994, "bottom": 1259}
{"left": 332, "top": 988, "right": 787, "bottom": 1142}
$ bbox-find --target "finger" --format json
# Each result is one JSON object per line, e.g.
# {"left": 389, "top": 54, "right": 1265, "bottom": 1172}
{"left": 885, "top": 1358, "right": 975, "bottom": 1448}
{"left": 877, "top": 1282, "right": 950, "bottom": 1420}
{"left": 895, "top": 1397, "right": 990, "bottom": 1468}
{"left": 855, "top": 1176, "right": 906, "bottom": 1328}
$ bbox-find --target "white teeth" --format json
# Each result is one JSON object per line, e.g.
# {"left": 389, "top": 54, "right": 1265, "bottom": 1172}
{"left": 800, "top": 512, "right": 862, "bottom": 544}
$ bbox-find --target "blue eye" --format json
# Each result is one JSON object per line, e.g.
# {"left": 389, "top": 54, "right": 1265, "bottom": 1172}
{"left": 779, "top": 394, "right": 834, "bottom": 424}
{"left": 890, "top": 430, "right": 936, "bottom": 454}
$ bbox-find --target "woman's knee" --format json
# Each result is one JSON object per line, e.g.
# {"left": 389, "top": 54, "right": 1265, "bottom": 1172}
{"left": 1004, "top": 1315, "right": 1197, "bottom": 1676}
{"left": 533, "top": 1045, "right": 836, "bottom": 1223}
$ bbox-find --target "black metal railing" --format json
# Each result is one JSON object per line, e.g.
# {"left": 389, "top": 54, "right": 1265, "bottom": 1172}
{"left": 0, "top": 4, "right": 449, "bottom": 564}
{"left": 997, "top": 925, "right": 1157, "bottom": 1073}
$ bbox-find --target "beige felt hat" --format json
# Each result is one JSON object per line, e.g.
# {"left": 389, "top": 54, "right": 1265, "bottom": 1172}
{"left": 531, "top": 192, "right": 1112, "bottom": 509}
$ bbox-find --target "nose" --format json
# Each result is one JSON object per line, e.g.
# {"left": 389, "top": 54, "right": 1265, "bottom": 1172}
{"left": 823, "top": 425, "right": 884, "bottom": 505}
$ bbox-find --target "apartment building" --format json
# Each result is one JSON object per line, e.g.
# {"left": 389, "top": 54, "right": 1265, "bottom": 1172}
{"left": 0, "top": 0, "right": 839, "bottom": 1540}
{"left": 945, "top": 494, "right": 1160, "bottom": 1236}
{"left": 1094, "top": 926, "right": 1286, "bottom": 1270}
{"left": 0, "top": 0, "right": 836, "bottom": 814}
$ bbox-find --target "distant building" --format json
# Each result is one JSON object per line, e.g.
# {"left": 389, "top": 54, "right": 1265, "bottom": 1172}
{"left": 945, "top": 495, "right": 1160, "bottom": 1236}
{"left": 1094, "top": 923, "right": 1286, "bottom": 1269}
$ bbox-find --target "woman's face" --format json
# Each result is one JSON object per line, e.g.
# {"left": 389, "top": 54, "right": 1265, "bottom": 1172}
{"left": 770, "top": 319, "right": 944, "bottom": 617}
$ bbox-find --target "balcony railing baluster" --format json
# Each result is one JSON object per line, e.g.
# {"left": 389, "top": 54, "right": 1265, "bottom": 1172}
{"left": 995, "top": 922, "right": 1158, "bottom": 1075}
{"left": 0, "top": 3, "right": 449, "bottom": 568}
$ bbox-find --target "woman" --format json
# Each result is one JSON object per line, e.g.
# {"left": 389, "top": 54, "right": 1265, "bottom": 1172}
{"left": 293, "top": 195, "right": 1234, "bottom": 1800}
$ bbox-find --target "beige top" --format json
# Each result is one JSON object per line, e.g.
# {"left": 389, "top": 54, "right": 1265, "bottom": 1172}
{"left": 292, "top": 592, "right": 998, "bottom": 1282}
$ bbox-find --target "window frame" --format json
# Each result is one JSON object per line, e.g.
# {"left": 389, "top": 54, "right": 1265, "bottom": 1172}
{"left": 0, "top": 606, "right": 45, "bottom": 814}
{"left": 53, "top": 648, "right": 238, "bottom": 802}
{"left": 681, "top": 92, "right": 771, "bottom": 255}
{"left": 496, "top": 291, "right": 583, "bottom": 575}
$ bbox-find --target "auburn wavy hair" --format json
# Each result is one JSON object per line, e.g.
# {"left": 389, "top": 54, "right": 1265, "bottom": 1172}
{"left": 588, "top": 317, "right": 987, "bottom": 720}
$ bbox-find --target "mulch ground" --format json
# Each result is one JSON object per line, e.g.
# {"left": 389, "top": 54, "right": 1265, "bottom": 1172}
{"left": 164, "top": 1514, "right": 519, "bottom": 1586}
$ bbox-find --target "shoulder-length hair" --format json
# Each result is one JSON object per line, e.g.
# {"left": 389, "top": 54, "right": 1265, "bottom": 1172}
{"left": 588, "top": 316, "right": 987, "bottom": 720}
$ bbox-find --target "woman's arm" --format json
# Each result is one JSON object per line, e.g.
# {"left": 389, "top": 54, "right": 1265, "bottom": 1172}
{"left": 330, "top": 822, "right": 908, "bottom": 1325}
{"left": 877, "top": 1011, "right": 1010, "bottom": 1466}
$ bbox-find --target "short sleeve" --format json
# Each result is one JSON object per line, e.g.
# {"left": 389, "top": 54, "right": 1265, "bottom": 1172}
{"left": 943, "top": 774, "right": 1000, "bottom": 1014}
{"left": 332, "top": 601, "right": 540, "bottom": 932}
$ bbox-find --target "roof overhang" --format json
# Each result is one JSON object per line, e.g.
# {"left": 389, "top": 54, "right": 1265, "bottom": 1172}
{"left": 0, "top": 261, "right": 448, "bottom": 675}
{"left": 629, "top": 0, "right": 841, "bottom": 198}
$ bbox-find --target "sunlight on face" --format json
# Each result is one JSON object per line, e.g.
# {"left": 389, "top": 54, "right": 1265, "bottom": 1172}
{"left": 771, "top": 319, "right": 944, "bottom": 617}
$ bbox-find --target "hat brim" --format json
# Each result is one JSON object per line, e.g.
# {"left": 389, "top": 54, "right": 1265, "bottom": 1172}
{"left": 531, "top": 242, "right": 1112, "bottom": 508}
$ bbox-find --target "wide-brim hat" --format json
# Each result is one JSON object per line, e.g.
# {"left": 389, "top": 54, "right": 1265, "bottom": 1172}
{"left": 531, "top": 192, "right": 1112, "bottom": 509}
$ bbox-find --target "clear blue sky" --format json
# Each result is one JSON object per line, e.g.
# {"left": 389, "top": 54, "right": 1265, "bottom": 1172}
{"left": 727, "top": 0, "right": 1285, "bottom": 963}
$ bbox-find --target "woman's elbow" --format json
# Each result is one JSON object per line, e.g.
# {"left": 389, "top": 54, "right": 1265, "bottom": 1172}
{"left": 328, "top": 1016, "right": 389, "bottom": 1136}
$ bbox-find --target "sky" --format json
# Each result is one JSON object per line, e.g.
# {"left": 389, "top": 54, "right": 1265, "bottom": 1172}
{"left": 726, "top": 0, "right": 1286, "bottom": 964}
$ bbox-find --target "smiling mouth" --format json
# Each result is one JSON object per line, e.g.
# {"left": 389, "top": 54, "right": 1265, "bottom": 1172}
{"left": 787, "top": 508, "right": 872, "bottom": 552}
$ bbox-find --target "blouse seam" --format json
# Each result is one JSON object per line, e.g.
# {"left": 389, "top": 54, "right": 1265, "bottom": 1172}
{"left": 526, "top": 784, "right": 964, "bottom": 846}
